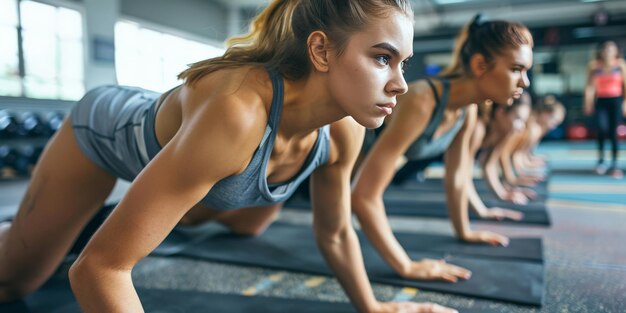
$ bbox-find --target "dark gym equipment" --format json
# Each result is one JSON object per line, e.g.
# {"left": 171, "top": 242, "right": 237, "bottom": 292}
{"left": 20, "top": 111, "right": 47, "bottom": 138}
{"left": 0, "top": 145, "right": 32, "bottom": 176}
{"left": 20, "top": 145, "right": 44, "bottom": 166}
{"left": 45, "top": 111, "right": 64, "bottom": 137}
{"left": 0, "top": 110, "right": 21, "bottom": 139}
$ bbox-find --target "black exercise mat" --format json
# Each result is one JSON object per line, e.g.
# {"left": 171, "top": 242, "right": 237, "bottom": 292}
{"left": 393, "top": 232, "right": 543, "bottom": 263}
{"left": 285, "top": 195, "right": 552, "bottom": 226}
{"left": 153, "top": 223, "right": 544, "bottom": 306}
{"left": 549, "top": 168, "right": 604, "bottom": 176}
{"left": 0, "top": 277, "right": 359, "bottom": 313}
{"left": 382, "top": 199, "right": 551, "bottom": 226}
{"left": 400, "top": 178, "right": 549, "bottom": 197}
{"left": 1, "top": 276, "right": 497, "bottom": 313}
{"left": 384, "top": 187, "right": 548, "bottom": 209}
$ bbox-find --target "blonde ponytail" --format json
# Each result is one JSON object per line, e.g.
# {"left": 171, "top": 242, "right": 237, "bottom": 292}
{"left": 178, "top": 0, "right": 414, "bottom": 84}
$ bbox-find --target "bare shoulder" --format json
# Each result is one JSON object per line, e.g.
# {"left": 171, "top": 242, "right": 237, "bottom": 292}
{"left": 385, "top": 79, "right": 437, "bottom": 131}
{"left": 327, "top": 117, "right": 365, "bottom": 165}
{"left": 458, "top": 103, "right": 477, "bottom": 133}
{"left": 159, "top": 66, "right": 274, "bottom": 180}
{"left": 178, "top": 66, "right": 271, "bottom": 139}
{"left": 465, "top": 102, "right": 478, "bottom": 117}
{"left": 401, "top": 79, "right": 438, "bottom": 113}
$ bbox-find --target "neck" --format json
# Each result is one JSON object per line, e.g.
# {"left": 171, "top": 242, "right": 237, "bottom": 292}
{"left": 278, "top": 72, "right": 346, "bottom": 139}
{"left": 446, "top": 75, "right": 483, "bottom": 110}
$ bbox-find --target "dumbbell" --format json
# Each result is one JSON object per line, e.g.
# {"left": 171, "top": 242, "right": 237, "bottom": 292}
{"left": 21, "top": 145, "right": 44, "bottom": 165}
{"left": 44, "top": 111, "right": 65, "bottom": 137}
{"left": 0, "top": 145, "right": 31, "bottom": 176}
{"left": 0, "top": 145, "right": 11, "bottom": 169}
{"left": 566, "top": 123, "right": 588, "bottom": 140}
{"left": 0, "top": 110, "right": 21, "bottom": 139}
{"left": 20, "top": 111, "right": 47, "bottom": 138}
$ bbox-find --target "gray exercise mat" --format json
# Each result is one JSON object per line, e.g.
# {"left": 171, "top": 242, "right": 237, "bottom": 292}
{"left": 152, "top": 222, "right": 544, "bottom": 306}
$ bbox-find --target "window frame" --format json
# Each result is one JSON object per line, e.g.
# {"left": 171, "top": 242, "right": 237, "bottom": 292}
{"left": 1, "top": 0, "right": 86, "bottom": 100}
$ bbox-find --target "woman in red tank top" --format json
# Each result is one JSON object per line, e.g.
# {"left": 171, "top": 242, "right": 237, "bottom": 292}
{"left": 584, "top": 40, "right": 626, "bottom": 178}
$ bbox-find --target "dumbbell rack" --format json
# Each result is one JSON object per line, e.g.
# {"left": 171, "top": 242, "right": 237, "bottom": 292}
{"left": 0, "top": 97, "right": 74, "bottom": 180}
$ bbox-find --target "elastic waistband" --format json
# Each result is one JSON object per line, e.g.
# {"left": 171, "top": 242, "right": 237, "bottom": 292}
{"left": 143, "top": 101, "right": 162, "bottom": 161}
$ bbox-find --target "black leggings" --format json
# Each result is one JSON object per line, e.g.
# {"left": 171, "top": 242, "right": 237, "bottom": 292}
{"left": 392, "top": 153, "right": 444, "bottom": 185}
{"left": 594, "top": 96, "right": 623, "bottom": 164}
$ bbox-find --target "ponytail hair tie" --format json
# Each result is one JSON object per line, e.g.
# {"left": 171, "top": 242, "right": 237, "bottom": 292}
{"left": 469, "top": 13, "right": 486, "bottom": 33}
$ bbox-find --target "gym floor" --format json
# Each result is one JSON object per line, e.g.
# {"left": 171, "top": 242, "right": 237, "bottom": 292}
{"left": 1, "top": 140, "right": 625, "bottom": 312}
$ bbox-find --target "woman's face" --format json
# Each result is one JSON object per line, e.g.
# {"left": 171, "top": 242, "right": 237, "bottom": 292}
{"left": 497, "top": 103, "right": 531, "bottom": 133}
{"left": 538, "top": 109, "right": 564, "bottom": 130}
{"left": 600, "top": 42, "right": 618, "bottom": 61}
{"left": 478, "top": 45, "right": 533, "bottom": 106}
{"left": 326, "top": 10, "right": 414, "bottom": 129}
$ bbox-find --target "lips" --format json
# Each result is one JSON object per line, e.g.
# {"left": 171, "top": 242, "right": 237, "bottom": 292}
{"left": 376, "top": 102, "right": 396, "bottom": 115}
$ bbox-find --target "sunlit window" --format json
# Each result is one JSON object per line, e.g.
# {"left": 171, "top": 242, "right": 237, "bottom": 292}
{"left": 115, "top": 20, "right": 225, "bottom": 93}
{"left": 20, "top": 1, "right": 84, "bottom": 100}
{"left": 0, "top": 0, "right": 21, "bottom": 96}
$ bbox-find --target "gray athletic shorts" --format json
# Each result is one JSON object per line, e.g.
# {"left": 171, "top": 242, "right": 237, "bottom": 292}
{"left": 71, "top": 85, "right": 160, "bottom": 181}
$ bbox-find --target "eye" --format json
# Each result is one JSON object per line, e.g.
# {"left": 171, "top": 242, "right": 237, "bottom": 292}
{"left": 375, "top": 55, "right": 390, "bottom": 66}
{"left": 400, "top": 60, "right": 409, "bottom": 73}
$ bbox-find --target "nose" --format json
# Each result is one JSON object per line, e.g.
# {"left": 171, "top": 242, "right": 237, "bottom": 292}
{"left": 519, "top": 72, "right": 530, "bottom": 89}
{"left": 387, "top": 69, "right": 408, "bottom": 96}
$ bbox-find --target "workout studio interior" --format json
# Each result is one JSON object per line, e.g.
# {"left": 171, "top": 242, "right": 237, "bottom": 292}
{"left": 1, "top": 0, "right": 625, "bottom": 312}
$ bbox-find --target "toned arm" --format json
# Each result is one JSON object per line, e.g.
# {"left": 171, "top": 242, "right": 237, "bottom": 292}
{"left": 69, "top": 89, "right": 266, "bottom": 312}
{"left": 352, "top": 82, "right": 470, "bottom": 283}
{"left": 352, "top": 84, "right": 434, "bottom": 274}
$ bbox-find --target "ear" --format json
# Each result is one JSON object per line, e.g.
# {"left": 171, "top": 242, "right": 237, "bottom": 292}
{"left": 469, "top": 53, "right": 489, "bottom": 77}
{"left": 307, "top": 31, "right": 331, "bottom": 73}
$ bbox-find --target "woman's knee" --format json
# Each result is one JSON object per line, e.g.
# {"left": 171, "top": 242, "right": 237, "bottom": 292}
{"left": 219, "top": 205, "right": 281, "bottom": 237}
{"left": 228, "top": 221, "right": 272, "bottom": 237}
{"left": 0, "top": 276, "right": 43, "bottom": 303}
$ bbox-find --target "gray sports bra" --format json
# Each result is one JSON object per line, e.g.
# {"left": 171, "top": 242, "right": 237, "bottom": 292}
{"left": 403, "top": 78, "right": 467, "bottom": 161}
{"left": 143, "top": 68, "right": 331, "bottom": 210}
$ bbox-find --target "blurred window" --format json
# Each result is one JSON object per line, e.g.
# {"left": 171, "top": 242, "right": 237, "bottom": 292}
{"left": 115, "top": 20, "right": 225, "bottom": 92}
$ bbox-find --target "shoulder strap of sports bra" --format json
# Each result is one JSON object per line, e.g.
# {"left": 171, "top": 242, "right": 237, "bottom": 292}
{"left": 421, "top": 78, "right": 450, "bottom": 141}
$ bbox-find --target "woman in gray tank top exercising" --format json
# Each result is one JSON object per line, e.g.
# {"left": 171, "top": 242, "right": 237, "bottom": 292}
{"left": 352, "top": 15, "right": 534, "bottom": 281}
{"left": 0, "top": 1, "right": 457, "bottom": 312}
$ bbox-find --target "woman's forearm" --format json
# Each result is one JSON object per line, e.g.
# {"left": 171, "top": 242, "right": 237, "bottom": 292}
{"left": 467, "top": 177, "right": 488, "bottom": 217}
{"left": 500, "top": 151, "right": 518, "bottom": 185}
{"left": 445, "top": 172, "right": 471, "bottom": 239}
{"left": 314, "top": 225, "right": 380, "bottom": 313}
{"left": 483, "top": 158, "right": 508, "bottom": 199}
{"left": 352, "top": 195, "right": 411, "bottom": 275}
{"left": 69, "top": 260, "right": 143, "bottom": 313}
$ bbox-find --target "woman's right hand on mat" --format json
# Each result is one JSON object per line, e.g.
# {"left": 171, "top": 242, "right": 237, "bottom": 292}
{"left": 482, "top": 207, "right": 524, "bottom": 221}
{"left": 399, "top": 259, "right": 471, "bottom": 283}
{"left": 513, "top": 186, "right": 538, "bottom": 199}
{"left": 374, "top": 301, "right": 459, "bottom": 313}
{"left": 502, "top": 189, "right": 529, "bottom": 205}
{"left": 517, "top": 175, "right": 542, "bottom": 186}
{"left": 462, "top": 230, "right": 510, "bottom": 247}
